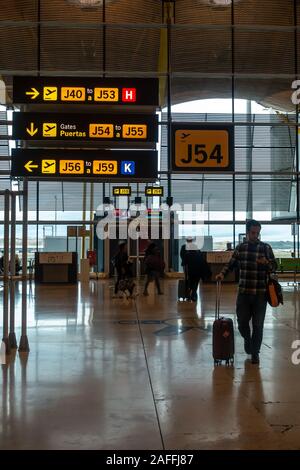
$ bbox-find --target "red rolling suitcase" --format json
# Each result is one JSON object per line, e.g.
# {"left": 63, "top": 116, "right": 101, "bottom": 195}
{"left": 213, "top": 281, "right": 234, "bottom": 366}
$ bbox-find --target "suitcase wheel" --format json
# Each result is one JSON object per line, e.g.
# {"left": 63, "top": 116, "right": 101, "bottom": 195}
{"left": 214, "top": 359, "right": 234, "bottom": 367}
{"left": 225, "top": 359, "right": 234, "bottom": 367}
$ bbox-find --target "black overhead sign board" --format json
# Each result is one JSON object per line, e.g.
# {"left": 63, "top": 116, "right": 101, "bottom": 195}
{"left": 145, "top": 186, "right": 164, "bottom": 196}
{"left": 13, "top": 76, "right": 159, "bottom": 106}
{"left": 11, "top": 149, "right": 158, "bottom": 181}
{"left": 12, "top": 112, "right": 158, "bottom": 143}
{"left": 112, "top": 187, "right": 132, "bottom": 196}
{"left": 172, "top": 124, "right": 234, "bottom": 173}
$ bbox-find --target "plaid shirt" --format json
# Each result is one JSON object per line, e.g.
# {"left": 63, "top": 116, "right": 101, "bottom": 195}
{"left": 221, "top": 240, "right": 277, "bottom": 295}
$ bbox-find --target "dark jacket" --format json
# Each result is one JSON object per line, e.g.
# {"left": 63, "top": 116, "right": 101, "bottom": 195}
{"left": 180, "top": 244, "right": 187, "bottom": 267}
{"left": 145, "top": 242, "right": 157, "bottom": 257}
{"left": 180, "top": 243, "right": 198, "bottom": 267}
{"left": 184, "top": 249, "right": 211, "bottom": 280}
{"left": 144, "top": 245, "right": 165, "bottom": 273}
{"left": 113, "top": 251, "right": 132, "bottom": 278}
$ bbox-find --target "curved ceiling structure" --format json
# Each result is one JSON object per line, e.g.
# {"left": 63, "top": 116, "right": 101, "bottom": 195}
{"left": 0, "top": 0, "right": 298, "bottom": 111}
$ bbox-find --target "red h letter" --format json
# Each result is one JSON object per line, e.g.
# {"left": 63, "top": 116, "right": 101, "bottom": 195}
{"left": 122, "top": 88, "right": 136, "bottom": 102}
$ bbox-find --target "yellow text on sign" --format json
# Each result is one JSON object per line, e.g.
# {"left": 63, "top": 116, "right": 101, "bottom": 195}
{"left": 89, "top": 124, "right": 114, "bottom": 138}
{"left": 175, "top": 130, "right": 229, "bottom": 168}
{"left": 43, "top": 87, "right": 57, "bottom": 101}
{"left": 41, "top": 160, "right": 56, "bottom": 174}
{"left": 94, "top": 88, "right": 119, "bottom": 102}
{"left": 43, "top": 123, "right": 57, "bottom": 137}
{"left": 118, "top": 189, "right": 130, "bottom": 195}
{"left": 146, "top": 188, "right": 162, "bottom": 195}
{"left": 93, "top": 160, "right": 117, "bottom": 175}
{"left": 122, "top": 124, "right": 147, "bottom": 139}
{"left": 59, "top": 160, "right": 84, "bottom": 174}
{"left": 61, "top": 87, "right": 86, "bottom": 101}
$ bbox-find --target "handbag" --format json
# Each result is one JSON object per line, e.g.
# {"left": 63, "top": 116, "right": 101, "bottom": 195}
{"left": 266, "top": 274, "right": 283, "bottom": 307}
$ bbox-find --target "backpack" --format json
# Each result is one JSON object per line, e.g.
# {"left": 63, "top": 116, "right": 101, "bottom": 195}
{"left": 185, "top": 250, "right": 211, "bottom": 281}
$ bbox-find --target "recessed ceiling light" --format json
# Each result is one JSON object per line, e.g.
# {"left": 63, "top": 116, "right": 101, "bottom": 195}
{"left": 203, "top": 0, "right": 237, "bottom": 5}
{"left": 67, "top": 0, "right": 103, "bottom": 9}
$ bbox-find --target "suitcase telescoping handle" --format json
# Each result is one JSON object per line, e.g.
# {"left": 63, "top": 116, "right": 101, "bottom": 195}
{"left": 215, "top": 280, "right": 222, "bottom": 320}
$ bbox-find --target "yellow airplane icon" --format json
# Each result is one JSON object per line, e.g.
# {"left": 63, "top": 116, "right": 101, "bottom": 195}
{"left": 41, "top": 160, "right": 56, "bottom": 174}
{"left": 43, "top": 87, "right": 58, "bottom": 101}
{"left": 43, "top": 123, "right": 57, "bottom": 137}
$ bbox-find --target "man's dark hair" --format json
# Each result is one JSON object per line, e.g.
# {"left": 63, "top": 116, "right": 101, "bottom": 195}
{"left": 246, "top": 219, "right": 261, "bottom": 233}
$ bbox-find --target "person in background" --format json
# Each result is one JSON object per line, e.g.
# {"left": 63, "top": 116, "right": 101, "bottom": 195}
{"left": 113, "top": 241, "right": 133, "bottom": 296}
{"left": 181, "top": 239, "right": 211, "bottom": 302}
{"left": 0, "top": 252, "right": 3, "bottom": 274}
{"left": 7, "top": 254, "right": 22, "bottom": 274}
{"left": 180, "top": 236, "right": 196, "bottom": 268}
{"left": 216, "top": 219, "right": 277, "bottom": 365}
{"left": 143, "top": 242, "right": 164, "bottom": 296}
{"left": 180, "top": 237, "right": 196, "bottom": 298}
{"left": 186, "top": 250, "right": 208, "bottom": 301}
{"left": 15, "top": 254, "right": 22, "bottom": 273}
{"left": 144, "top": 239, "right": 155, "bottom": 258}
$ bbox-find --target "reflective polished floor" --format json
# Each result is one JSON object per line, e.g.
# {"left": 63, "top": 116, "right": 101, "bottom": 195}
{"left": 1, "top": 278, "right": 300, "bottom": 450}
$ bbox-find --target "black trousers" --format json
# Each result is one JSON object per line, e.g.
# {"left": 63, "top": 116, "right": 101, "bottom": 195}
{"left": 144, "top": 270, "right": 162, "bottom": 294}
{"left": 188, "top": 276, "right": 201, "bottom": 300}
{"left": 114, "top": 273, "right": 122, "bottom": 294}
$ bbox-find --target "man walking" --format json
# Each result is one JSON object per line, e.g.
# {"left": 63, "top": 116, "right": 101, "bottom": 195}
{"left": 216, "top": 220, "right": 277, "bottom": 364}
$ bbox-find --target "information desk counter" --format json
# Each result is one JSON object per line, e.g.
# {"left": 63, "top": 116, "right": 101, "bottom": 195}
{"left": 35, "top": 252, "right": 77, "bottom": 283}
{"left": 205, "top": 251, "right": 237, "bottom": 283}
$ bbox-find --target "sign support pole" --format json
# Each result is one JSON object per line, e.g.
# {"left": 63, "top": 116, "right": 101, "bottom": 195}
{"left": 9, "top": 192, "right": 18, "bottom": 349}
{"left": 2, "top": 190, "right": 11, "bottom": 355}
{"left": 19, "top": 179, "right": 30, "bottom": 353}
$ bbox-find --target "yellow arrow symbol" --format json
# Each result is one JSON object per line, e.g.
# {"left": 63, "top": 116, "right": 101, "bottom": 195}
{"left": 25, "top": 161, "right": 39, "bottom": 173}
{"left": 25, "top": 88, "right": 39, "bottom": 100}
{"left": 26, "top": 122, "right": 38, "bottom": 137}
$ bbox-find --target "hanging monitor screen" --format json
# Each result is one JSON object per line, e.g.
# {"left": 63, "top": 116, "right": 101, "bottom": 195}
{"left": 13, "top": 112, "right": 158, "bottom": 143}
{"left": 13, "top": 77, "right": 159, "bottom": 106}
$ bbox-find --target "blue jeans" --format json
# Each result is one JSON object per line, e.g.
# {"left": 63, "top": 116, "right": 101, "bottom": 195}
{"left": 236, "top": 292, "right": 267, "bottom": 355}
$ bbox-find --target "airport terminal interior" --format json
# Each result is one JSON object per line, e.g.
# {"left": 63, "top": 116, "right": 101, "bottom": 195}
{"left": 1, "top": 0, "right": 300, "bottom": 451}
